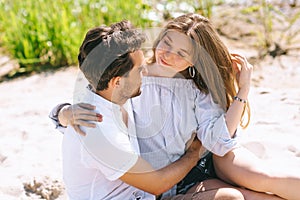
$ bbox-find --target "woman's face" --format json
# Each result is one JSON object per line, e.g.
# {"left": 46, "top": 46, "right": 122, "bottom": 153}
{"left": 155, "top": 30, "right": 193, "bottom": 72}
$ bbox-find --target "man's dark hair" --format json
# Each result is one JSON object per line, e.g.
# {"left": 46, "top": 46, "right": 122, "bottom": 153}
{"left": 78, "top": 20, "right": 146, "bottom": 91}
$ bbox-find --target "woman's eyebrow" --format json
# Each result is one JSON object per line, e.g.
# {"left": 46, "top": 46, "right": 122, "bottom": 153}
{"left": 180, "top": 48, "right": 189, "bottom": 54}
{"left": 166, "top": 35, "right": 172, "bottom": 42}
{"left": 167, "top": 35, "right": 189, "bottom": 54}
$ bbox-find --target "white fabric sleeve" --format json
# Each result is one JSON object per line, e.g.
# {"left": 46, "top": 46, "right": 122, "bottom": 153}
{"left": 79, "top": 123, "right": 139, "bottom": 181}
{"left": 48, "top": 103, "right": 71, "bottom": 134}
{"left": 195, "top": 90, "right": 238, "bottom": 156}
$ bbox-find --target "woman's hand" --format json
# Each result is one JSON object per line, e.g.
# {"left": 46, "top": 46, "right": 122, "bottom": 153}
{"left": 58, "top": 103, "right": 102, "bottom": 136}
{"left": 231, "top": 54, "right": 253, "bottom": 97}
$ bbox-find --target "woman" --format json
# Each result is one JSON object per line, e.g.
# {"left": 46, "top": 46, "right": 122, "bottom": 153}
{"left": 51, "top": 14, "right": 300, "bottom": 199}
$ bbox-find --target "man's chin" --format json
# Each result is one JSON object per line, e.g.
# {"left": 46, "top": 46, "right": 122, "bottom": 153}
{"left": 130, "top": 89, "right": 142, "bottom": 98}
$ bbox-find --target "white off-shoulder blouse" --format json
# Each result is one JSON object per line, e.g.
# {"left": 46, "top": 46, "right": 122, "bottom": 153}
{"left": 130, "top": 76, "right": 238, "bottom": 170}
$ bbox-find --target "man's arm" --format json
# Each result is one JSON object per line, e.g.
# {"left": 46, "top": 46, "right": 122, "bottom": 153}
{"left": 56, "top": 103, "right": 200, "bottom": 195}
{"left": 120, "top": 138, "right": 201, "bottom": 195}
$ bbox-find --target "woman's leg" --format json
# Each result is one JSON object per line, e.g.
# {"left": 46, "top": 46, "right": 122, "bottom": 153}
{"left": 213, "top": 146, "right": 300, "bottom": 200}
{"left": 189, "top": 179, "right": 282, "bottom": 200}
{"left": 163, "top": 179, "right": 283, "bottom": 200}
{"left": 163, "top": 179, "right": 245, "bottom": 200}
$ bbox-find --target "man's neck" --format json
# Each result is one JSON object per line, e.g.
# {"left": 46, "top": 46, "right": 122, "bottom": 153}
{"left": 96, "top": 90, "right": 127, "bottom": 105}
{"left": 120, "top": 106, "right": 128, "bottom": 127}
{"left": 96, "top": 89, "right": 129, "bottom": 127}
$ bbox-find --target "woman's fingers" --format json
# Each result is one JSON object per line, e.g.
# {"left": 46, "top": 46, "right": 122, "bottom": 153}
{"left": 72, "top": 113, "right": 101, "bottom": 122}
{"left": 231, "top": 59, "right": 241, "bottom": 73}
{"left": 75, "top": 114, "right": 100, "bottom": 123}
{"left": 231, "top": 55, "right": 244, "bottom": 65}
{"left": 73, "top": 125, "right": 86, "bottom": 136}
{"left": 70, "top": 104, "right": 101, "bottom": 121}
{"left": 230, "top": 53, "right": 253, "bottom": 92}
{"left": 76, "top": 119, "right": 97, "bottom": 128}
{"left": 71, "top": 113, "right": 101, "bottom": 127}
{"left": 230, "top": 53, "right": 245, "bottom": 59}
{"left": 78, "top": 103, "right": 96, "bottom": 110}
{"left": 231, "top": 54, "right": 253, "bottom": 71}
{"left": 74, "top": 105, "right": 96, "bottom": 115}
{"left": 231, "top": 54, "right": 243, "bottom": 72}
{"left": 60, "top": 103, "right": 101, "bottom": 136}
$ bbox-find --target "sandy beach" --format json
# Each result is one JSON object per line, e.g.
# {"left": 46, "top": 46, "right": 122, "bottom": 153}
{"left": 1, "top": 7, "right": 300, "bottom": 199}
{"left": 0, "top": 51, "right": 299, "bottom": 199}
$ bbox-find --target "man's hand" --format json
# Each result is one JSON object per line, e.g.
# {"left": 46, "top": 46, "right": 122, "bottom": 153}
{"left": 185, "top": 137, "right": 204, "bottom": 165}
{"left": 58, "top": 103, "right": 102, "bottom": 136}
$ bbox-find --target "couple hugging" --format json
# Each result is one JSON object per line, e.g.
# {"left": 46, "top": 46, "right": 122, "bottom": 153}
{"left": 50, "top": 13, "right": 300, "bottom": 200}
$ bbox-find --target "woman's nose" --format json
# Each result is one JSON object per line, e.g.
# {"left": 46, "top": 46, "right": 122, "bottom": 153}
{"left": 164, "top": 49, "right": 174, "bottom": 59}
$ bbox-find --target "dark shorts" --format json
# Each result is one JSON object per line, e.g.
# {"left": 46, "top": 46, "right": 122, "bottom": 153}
{"left": 176, "top": 152, "right": 217, "bottom": 194}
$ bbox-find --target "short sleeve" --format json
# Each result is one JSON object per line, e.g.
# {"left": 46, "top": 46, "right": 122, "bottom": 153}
{"left": 79, "top": 123, "right": 139, "bottom": 181}
{"left": 195, "top": 90, "right": 238, "bottom": 156}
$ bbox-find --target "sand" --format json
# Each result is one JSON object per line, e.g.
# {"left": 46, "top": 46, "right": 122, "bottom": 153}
{"left": 1, "top": 8, "right": 300, "bottom": 197}
{"left": 0, "top": 53, "right": 299, "bottom": 199}
{"left": 0, "top": 67, "right": 78, "bottom": 199}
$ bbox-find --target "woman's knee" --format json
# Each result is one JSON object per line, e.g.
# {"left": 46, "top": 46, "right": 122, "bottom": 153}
{"left": 215, "top": 188, "right": 244, "bottom": 200}
{"left": 191, "top": 188, "right": 244, "bottom": 200}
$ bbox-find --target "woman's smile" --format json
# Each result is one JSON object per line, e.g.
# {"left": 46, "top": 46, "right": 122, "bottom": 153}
{"left": 155, "top": 30, "right": 193, "bottom": 72}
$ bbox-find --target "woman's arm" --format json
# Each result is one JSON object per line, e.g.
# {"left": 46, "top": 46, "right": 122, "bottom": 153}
{"left": 195, "top": 92, "right": 238, "bottom": 156}
{"left": 225, "top": 54, "right": 253, "bottom": 136}
{"left": 49, "top": 103, "right": 100, "bottom": 135}
{"left": 49, "top": 103, "right": 71, "bottom": 127}
{"left": 195, "top": 54, "right": 252, "bottom": 156}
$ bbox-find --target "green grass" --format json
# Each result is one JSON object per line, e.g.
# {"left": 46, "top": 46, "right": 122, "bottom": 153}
{"left": 0, "top": 0, "right": 152, "bottom": 76}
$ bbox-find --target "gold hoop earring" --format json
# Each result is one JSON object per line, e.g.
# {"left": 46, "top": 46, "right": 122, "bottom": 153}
{"left": 188, "top": 66, "right": 195, "bottom": 78}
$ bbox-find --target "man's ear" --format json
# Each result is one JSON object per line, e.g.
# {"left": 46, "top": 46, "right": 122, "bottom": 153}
{"left": 110, "top": 76, "right": 122, "bottom": 88}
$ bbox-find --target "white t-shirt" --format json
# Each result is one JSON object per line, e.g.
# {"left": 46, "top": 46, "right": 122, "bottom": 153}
{"left": 62, "top": 86, "right": 155, "bottom": 200}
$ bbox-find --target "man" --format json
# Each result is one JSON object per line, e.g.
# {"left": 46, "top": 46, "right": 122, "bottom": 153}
{"left": 56, "top": 20, "right": 201, "bottom": 200}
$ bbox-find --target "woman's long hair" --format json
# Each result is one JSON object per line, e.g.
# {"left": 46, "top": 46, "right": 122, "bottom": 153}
{"left": 148, "top": 13, "right": 250, "bottom": 128}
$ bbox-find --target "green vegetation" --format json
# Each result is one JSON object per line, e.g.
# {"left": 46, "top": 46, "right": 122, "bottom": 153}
{"left": 0, "top": 0, "right": 222, "bottom": 78}
{"left": 0, "top": 0, "right": 299, "bottom": 78}
{"left": 241, "top": 0, "right": 300, "bottom": 58}
{"left": 0, "top": 0, "right": 152, "bottom": 76}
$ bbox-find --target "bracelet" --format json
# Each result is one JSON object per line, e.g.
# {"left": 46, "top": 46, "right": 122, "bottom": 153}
{"left": 234, "top": 96, "right": 247, "bottom": 104}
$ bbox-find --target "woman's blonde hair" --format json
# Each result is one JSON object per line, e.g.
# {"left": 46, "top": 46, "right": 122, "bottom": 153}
{"left": 148, "top": 13, "right": 250, "bottom": 128}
